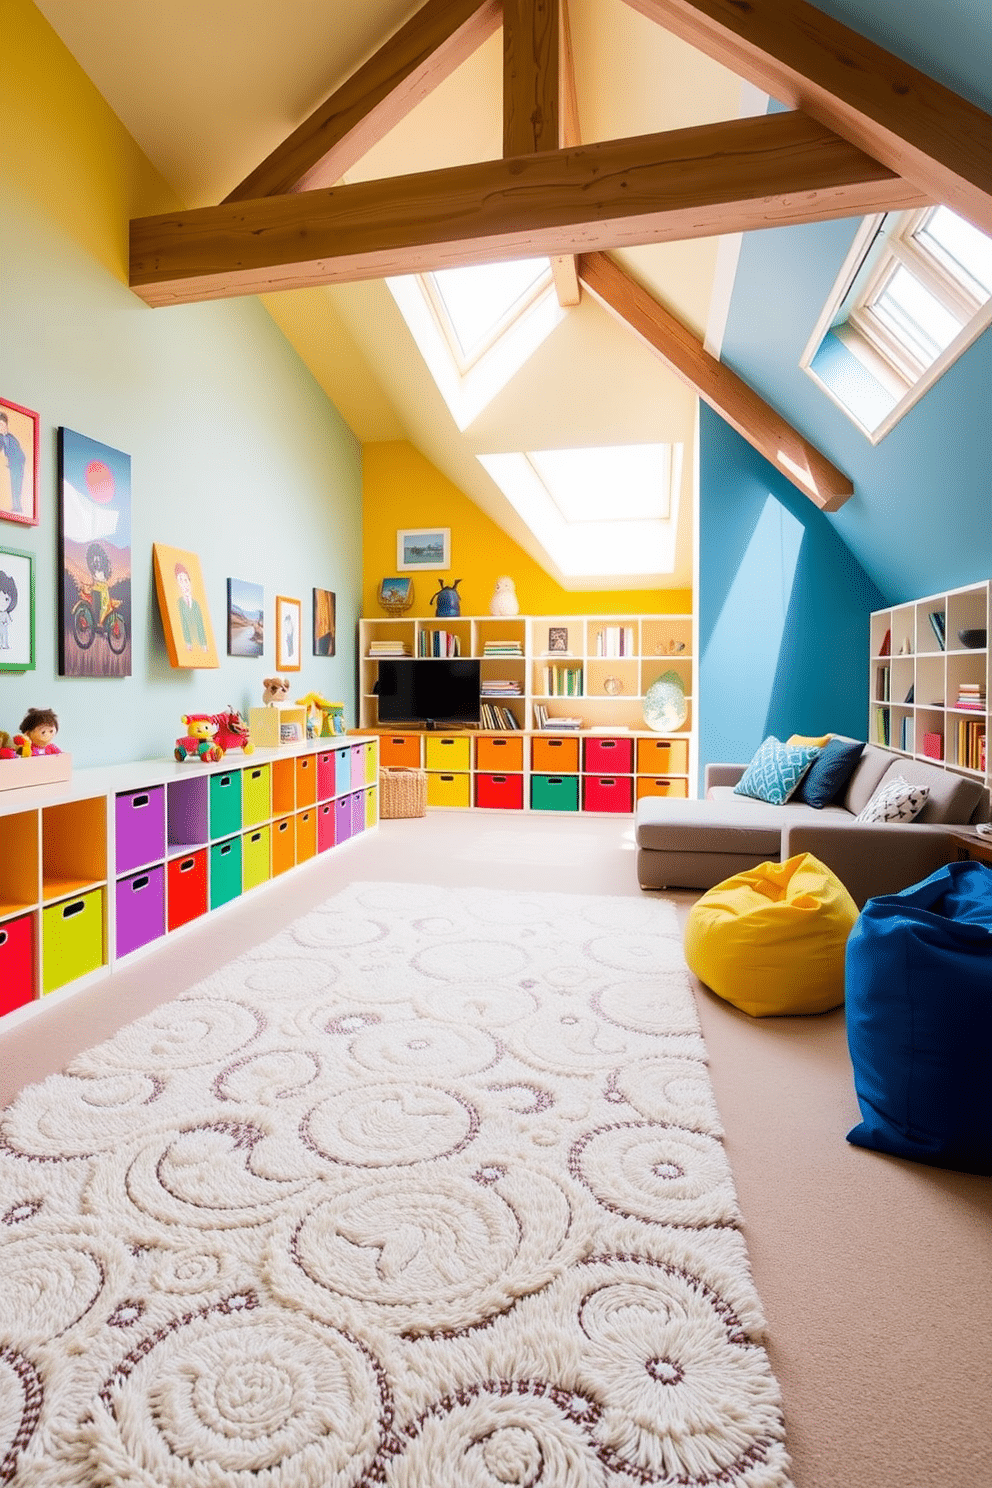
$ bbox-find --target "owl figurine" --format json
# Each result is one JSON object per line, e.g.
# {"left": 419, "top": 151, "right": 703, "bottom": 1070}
{"left": 489, "top": 576, "right": 519, "bottom": 616}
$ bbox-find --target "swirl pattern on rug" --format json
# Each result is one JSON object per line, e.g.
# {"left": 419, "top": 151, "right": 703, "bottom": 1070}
{"left": 0, "top": 881, "right": 791, "bottom": 1486}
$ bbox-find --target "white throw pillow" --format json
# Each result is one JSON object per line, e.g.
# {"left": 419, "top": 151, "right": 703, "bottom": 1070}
{"left": 856, "top": 775, "right": 930, "bottom": 824}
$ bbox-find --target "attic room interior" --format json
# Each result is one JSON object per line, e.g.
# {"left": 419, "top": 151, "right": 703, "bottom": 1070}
{"left": 1, "top": 1, "right": 990, "bottom": 1485}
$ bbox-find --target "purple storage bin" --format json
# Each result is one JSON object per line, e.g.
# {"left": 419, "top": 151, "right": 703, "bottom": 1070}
{"left": 351, "top": 789, "right": 365, "bottom": 835}
{"left": 115, "top": 865, "right": 165, "bottom": 958}
{"left": 350, "top": 745, "right": 365, "bottom": 789}
{"left": 115, "top": 787, "right": 165, "bottom": 874}
{"left": 335, "top": 793, "right": 352, "bottom": 844}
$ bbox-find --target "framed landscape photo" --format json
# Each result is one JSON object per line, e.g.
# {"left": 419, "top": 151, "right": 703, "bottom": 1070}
{"left": 58, "top": 427, "right": 132, "bottom": 677}
{"left": 0, "top": 546, "right": 35, "bottom": 671}
{"left": 0, "top": 398, "right": 39, "bottom": 527}
{"left": 397, "top": 527, "right": 450, "bottom": 571}
{"left": 276, "top": 594, "right": 302, "bottom": 671}
{"left": 227, "top": 577, "right": 264, "bottom": 657}
{"left": 313, "top": 587, "right": 336, "bottom": 656}
{"left": 152, "top": 542, "right": 219, "bottom": 669}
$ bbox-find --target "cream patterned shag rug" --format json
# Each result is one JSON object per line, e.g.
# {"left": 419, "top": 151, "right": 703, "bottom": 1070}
{"left": 0, "top": 882, "right": 792, "bottom": 1487}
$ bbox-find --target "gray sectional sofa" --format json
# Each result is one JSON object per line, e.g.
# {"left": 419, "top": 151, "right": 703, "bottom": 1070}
{"left": 636, "top": 743, "right": 990, "bottom": 907}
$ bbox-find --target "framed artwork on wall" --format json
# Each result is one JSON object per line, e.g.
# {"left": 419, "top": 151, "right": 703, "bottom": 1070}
{"left": 58, "top": 427, "right": 132, "bottom": 677}
{"left": 313, "top": 587, "right": 336, "bottom": 656}
{"left": 0, "top": 546, "right": 35, "bottom": 671}
{"left": 152, "top": 542, "right": 219, "bottom": 668}
{"left": 276, "top": 594, "right": 302, "bottom": 671}
{"left": 396, "top": 527, "right": 450, "bottom": 571}
{"left": 227, "top": 577, "right": 264, "bottom": 657}
{"left": 0, "top": 398, "right": 39, "bottom": 527}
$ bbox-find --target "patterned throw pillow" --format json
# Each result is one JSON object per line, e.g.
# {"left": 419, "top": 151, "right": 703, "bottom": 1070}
{"left": 856, "top": 775, "right": 930, "bottom": 824}
{"left": 733, "top": 736, "right": 821, "bottom": 805}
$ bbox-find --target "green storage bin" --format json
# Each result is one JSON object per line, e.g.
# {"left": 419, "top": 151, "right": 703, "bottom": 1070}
{"left": 242, "top": 826, "right": 270, "bottom": 891}
{"left": 42, "top": 889, "right": 104, "bottom": 993}
{"left": 209, "top": 836, "right": 243, "bottom": 909}
{"left": 241, "top": 764, "right": 271, "bottom": 827}
{"left": 530, "top": 773, "right": 580, "bottom": 812}
{"left": 209, "top": 771, "right": 242, "bottom": 838}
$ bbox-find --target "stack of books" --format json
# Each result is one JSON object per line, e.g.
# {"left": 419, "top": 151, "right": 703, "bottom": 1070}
{"left": 368, "top": 639, "right": 409, "bottom": 657}
{"left": 480, "top": 679, "right": 522, "bottom": 696}
{"left": 595, "top": 625, "right": 635, "bottom": 656}
{"left": 956, "top": 682, "right": 986, "bottom": 711}
{"left": 483, "top": 639, "right": 523, "bottom": 657}
{"left": 418, "top": 629, "right": 461, "bottom": 656}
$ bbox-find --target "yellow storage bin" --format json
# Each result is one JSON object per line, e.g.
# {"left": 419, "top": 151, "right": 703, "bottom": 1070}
{"left": 242, "top": 826, "right": 271, "bottom": 891}
{"left": 635, "top": 776, "right": 689, "bottom": 801}
{"left": 241, "top": 764, "right": 271, "bottom": 826}
{"left": 363, "top": 742, "right": 378, "bottom": 784}
{"left": 365, "top": 786, "right": 378, "bottom": 828}
{"left": 43, "top": 889, "right": 104, "bottom": 994}
{"left": 426, "top": 771, "right": 471, "bottom": 808}
{"left": 425, "top": 735, "right": 471, "bottom": 772}
{"left": 684, "top": 854, "right": 858, "bottom": 1017}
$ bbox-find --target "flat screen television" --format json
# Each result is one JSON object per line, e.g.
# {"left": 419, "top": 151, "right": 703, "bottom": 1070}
{"left": 376, "top": 658, "right": 481, "bottom": 727}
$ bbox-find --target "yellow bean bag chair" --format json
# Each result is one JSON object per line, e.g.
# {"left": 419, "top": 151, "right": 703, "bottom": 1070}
{"left": 684, "top": 853, "right": 858, "bottom": 1016}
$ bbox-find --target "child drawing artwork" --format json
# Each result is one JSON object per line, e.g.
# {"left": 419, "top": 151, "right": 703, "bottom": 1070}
{"left": 176, "top": 561, "right": 208, "bottom": 652}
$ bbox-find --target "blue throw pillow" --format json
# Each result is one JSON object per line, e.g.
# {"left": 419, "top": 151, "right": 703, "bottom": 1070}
{"left": 733, "top": 736, "right": 820, "bottom": 805}
{"left": 845, "top": 861, "right": 992, "bottom": 1175}
{"left": 796, "top": 736, "right": 866, "bottom": 808}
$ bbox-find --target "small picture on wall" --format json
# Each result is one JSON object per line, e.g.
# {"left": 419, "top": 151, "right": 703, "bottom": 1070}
{"left": 58, "top": 427, "right": 132, "bottom": 677}
{"left": 313, "top": 587, "right": 336, "bottom": 656}
{"left": 548, "top": 626, "right": 569, "bottom": 653}
{"left": 227, "top": 577, "right": 264, "bottom": 657}
{"left": 276, "top": 594, "right": 302, "bottom": 672}
{"left": 152, "top": 542, "right": 219, "bottom": 669}
{"left": 397, "top": 527, "right": 450, "bottom": 571}
{"left": 0, "top": 398, "right": 39, "bottom": 527}
{"left": 0, "top": 546, "right": 35, "bottom": 671}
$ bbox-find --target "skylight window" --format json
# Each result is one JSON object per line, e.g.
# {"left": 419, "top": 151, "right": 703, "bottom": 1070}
{"left": 479, "top": 444, "right": 682, "bottom": 579}
{"left": 386, "top": 257, "right": 565, "bottom": 430}
{"left": 801, "top": 205, "right": 992, "bottom": 443}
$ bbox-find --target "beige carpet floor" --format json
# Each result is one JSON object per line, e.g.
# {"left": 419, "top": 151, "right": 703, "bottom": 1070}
{"left": 2, "top": 811, "right": 990, "bottom": 1488}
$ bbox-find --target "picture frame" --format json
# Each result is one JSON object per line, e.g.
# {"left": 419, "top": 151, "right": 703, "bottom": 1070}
{"left": 227, "top": 577, "right": 264, "bottom": 658}
{"left": 548, "top": 626, "right": 568, "bottom": 653}
{"left": 276, "top": 594, "right": 302, "bottom": 671}
{"left": 58, "top": 427, "right": 132, "bottom": 677}
{"left": 152, "top": 542, "right": 219, "bottom": 669}
{"left": 312, "top": 587, "right": 336, "bottom": 656}
{"left": 397, "top": 527, "right": 450, "bottom": 571}
{"left": 0, "top": 398, "right": 39, "bottom": 527}
{"left": 0, "top": 545, "right": 35, "bottom": 671}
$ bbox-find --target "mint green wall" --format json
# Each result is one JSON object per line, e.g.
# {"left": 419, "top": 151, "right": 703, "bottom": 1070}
{"left": 1, "top": 99, "right": 360, "bottom": 770}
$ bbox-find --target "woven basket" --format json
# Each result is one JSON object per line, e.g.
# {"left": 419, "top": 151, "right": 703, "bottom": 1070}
{"left": 379, "top": 766, "right": 427, "bottom": 819}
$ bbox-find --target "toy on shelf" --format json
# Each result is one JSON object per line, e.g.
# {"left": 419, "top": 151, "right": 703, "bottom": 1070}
{"left": 212, "top": 707, "right": 254, "bottom": 754}
{"left": 262, "top": 676, "right": 291, "bottom": 705}
{"left": 175, "top": 713, "right": 223, "bottom": 763}
{"left": 296, "top": 692, "right": 346, "bottom": 738}
{"left": 0, "top": 707, "right": 62, "bottom": 758}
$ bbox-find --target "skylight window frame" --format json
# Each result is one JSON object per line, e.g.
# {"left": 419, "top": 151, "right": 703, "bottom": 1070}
{"left": 420, "top": 261, "right": 554, "bottom": 376}
{"left": 800, "top": 206, "right": 992, "bottom": 446}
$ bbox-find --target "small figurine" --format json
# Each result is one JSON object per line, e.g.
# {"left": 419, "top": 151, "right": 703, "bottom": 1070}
{"left": 295, "top": 691, "right": 341, "bottom": 739}
{"left": 262, "top": 676, "right": 291, "bottom": 706}
{"left": 0, "top": 707, "right": 62, "bottom": 758}
{"left": 212, "top": 707, "right": 254, "bottom": 754}
{"left": 489, "top": 576, "right": 519, "bottom": 617}
{"left": 175, "top": 714, "right": 224, "bottom": 763}
{"left": 430, "top": 579, "right": 462, "bottom": 618}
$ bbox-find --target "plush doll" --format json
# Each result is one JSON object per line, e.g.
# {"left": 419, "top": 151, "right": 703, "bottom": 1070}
{"left": 262, "top": 676, "right": 291, "bottom": 706}
{"left": 1, "top": 707, "right": 62, "bottom": 757}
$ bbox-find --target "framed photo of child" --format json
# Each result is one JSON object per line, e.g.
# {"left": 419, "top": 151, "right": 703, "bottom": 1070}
{"left": 0, "top": 545, "right": 35, "bottom": 671}
{"left": 0, "top": 399, "right": 39, "bottom": 527}
{"left": 152, "top": 542, "right": 219, "bottom": 669}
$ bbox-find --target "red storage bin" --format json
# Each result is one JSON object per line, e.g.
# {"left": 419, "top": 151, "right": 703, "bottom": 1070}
{"left": 583, "top": 774, "right": 634, "bottom": 813}
{"left": 584, "top": 736, "right": 633, "bottom": 773}
{"left": 167, "top": 851, "right": 208, "bottom": 931}
{"left": 317, "top": 802, "right": 336, "bottom": 853}
{"left": 316, "top": 751, "right": 335, "bottom": 801}
{"left": 0, "top": 915, "right": 34, "bottom": 1015}
{"left": 475, "top": 773, "right": 524, "bottom": 810}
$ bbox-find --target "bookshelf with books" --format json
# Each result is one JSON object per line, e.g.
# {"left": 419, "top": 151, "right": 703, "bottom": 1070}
{"left": 869, "top": 581, "right": 989, "bottom": 791}
{"left": 359, "top": 613, "right": 696, "bottom": 810}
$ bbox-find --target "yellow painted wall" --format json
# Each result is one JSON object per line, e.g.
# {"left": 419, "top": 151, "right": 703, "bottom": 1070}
{"left": 363, "top": 442, "right": 691, "bottom": 618}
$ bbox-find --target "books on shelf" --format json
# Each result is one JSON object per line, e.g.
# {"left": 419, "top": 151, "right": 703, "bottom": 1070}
{"left": 545, "top": 664, "right": 584, "bottom": 697}
{"left": 875, "top": 706, "right": 890, "bottom": 747}
{"left": 957, "top": 718, "right": 987, "bottom": 771}
{"left": 533, "top": 702, "right": 582, "bottom": 729}
{"left": 875, "top": 665, "right": 890, "bottom": 702}
{"left": 479, "top": 702, "right": 521, "bottom": 731}
{"left": 418, "top": 629, "right": 462, "bottom": 657}
{"left": 482, "top": 640, "right": 523, "bottom": 656}
{"left": 480, "top": 680, "right": 522, "bottom": 696}
{"left": 901, "top": 716, "right": 914, "bottom": 751}
{"left": 955, "top": 682, "right": 986, "bottom": 710}
{"left": 928, "top": 609, "right": 946, "bottom": 649}
{"left": 595, "top": 625, "right": 635, "bottom": 657}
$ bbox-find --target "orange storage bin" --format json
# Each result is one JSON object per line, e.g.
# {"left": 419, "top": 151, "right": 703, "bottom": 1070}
{"left": 295, "top": 753, "right": 317, "bottom": 808}
{"left": 271, "top": 817, "right": 295, "bottom": 876}
{"left": 476, "top": 735, "right": 523, "bottom": 772}
{"left": 531, "top": 735, "right": 579, "bottom": 773}
{"left": 379, "top": 734, "right": 421, "bottom": 767}
{"left": 296, "top": 809, "right": 317, "bottom": 862}
{"left": 637, "top": 737, "right": 689, "bottom": 775}
{"left": 636, "top": 776, "right": 689, "bottom": 801}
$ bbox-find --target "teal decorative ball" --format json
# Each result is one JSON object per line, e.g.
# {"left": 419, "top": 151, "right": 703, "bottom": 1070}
{"left": 643, "top": 670, "right": 687, "bottom": 732}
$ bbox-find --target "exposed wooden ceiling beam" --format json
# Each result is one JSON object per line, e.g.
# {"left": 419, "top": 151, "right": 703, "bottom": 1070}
{"left": 578, "top": 250, "right": 853, "bottom": 511}
{"left": 223, "top": 0, "right": 501, "bottom": 202}
{"left": 503, "top": 0, "right": 559, "bottom": 156}
{"left": 550, "top": 0, "right": 581, "bottom": 308}
{"left": 131, "top": 111, "right": 925, "bottom": 307}
{"left": 622, "top": 0, "right": 992, "bottom": 233}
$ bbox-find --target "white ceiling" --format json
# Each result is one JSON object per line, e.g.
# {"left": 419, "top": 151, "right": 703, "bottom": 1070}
{"left": 33, "top": 0, "right": 759, "bottom": 589}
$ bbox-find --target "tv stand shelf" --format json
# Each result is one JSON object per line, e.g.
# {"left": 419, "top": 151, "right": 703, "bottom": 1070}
{"left": 359, "top": 614, "right": 696, "bottom": 813}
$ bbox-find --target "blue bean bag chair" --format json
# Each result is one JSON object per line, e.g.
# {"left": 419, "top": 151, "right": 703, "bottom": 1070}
{"left": 845, "top": 860, "right": 992, "bottom": 1174}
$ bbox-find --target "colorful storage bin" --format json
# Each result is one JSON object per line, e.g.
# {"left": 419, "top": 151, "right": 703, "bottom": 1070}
{"left": 115, "top": 787, "right": 165, "bottom": 873}
{"left": 242, "top": 765, "right": 271, "bottom": 826}
{"left": 425, "top": 735, "right": 471, "bottom": 772}
{"left": 531, "top": 774, "right": 580, "bottom": 812}
{"left": 43, "top": 890, "right": 104, "bottom": 994}
{"left": 532, "top": 735, "right": 579, "bottom": 773}
{"left": 242, "top": 826, "right": 271, "bottom": 891}
{"left": 296, "top": 809, "right": 317, "bottom": 862}
{"left": 426, "top": 772, "right": 471, "bottom": 808}
{"left": 379, "top": 734, "right": 421, "bottom": 768}
{"left": 0, "top": 915, "right": 34, "bottom": 1015}
{"left": 583, "top": 775, "right": 634, "bottom": 813}
{"left": 477, "top": 735, "right": 524, "bottom": 772}
{"left": 317, "top": 802, "right": 336, "bottom": 853}
{"left": 584, "top": 736, "right": 634, "bottom": 773}
{"left": 167, "top": 851, "right": 207, "bottom": 931}
{"left": 115, "top": 866, "right": 165, "bottom": 959}
{"left": 209, "top": 772, "right": 242, "bottom": 838}
{"left": 475, "top": 773, "right": 524, "bottom": 810}
{"left": 209, "top": 837, "right": 242, "bottom": 910}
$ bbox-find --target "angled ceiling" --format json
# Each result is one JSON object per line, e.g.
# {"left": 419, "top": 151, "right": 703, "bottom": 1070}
{"left": 32, "top": 0, "right": 992, "bottom": 589}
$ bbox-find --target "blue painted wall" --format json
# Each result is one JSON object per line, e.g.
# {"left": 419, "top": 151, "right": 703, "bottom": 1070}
{"left": 698, "top": 406, "right": 886, "bottom": 778}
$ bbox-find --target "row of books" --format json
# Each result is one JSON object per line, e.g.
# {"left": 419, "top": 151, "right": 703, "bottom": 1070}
{"left": 533, "top": 704, "right": 582, "bottom": 730}
{"left": 955, "top": 683, "right": 986, "bottom": 711}
{"left": 595, "top": 625, "right": 636, "bottom": 657}
{"left": 417, "top": 630, "right": 462, "bottom": 656}
{"left": 479, "top": 702, "right": 521, "bottom": 731}
{"left": 957, "top": 719, "right": 987, "bottom": 772}
{"left": 545, "top": 665, "right": 584, "bottom": 697}
{"left": 874, "top": 707, "right": 890, "bottom": 746}
{"left": 875, "top": 665, "right": 891, "bottom": 702}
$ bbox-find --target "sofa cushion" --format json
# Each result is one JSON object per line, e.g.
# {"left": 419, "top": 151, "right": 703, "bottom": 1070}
{"left": 877, "top": 757, "right": 985, "bottom": 825}
{"left": 841, "top": 744, "right": 894, "bottom": 815}
{"left": 733, "top": 736, "right": 820, "bottom": 805}
{"left": 636, "top": 790, "right": 847, "bottom": 856}
{"left": 856, "top": 775, "right": 930, "bottom": 824}
{"left": 795, "top": 737, "right": 866, "bottom": 808}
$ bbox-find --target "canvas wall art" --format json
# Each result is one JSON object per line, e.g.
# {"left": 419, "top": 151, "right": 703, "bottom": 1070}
{"left": 0, "top": 546, "right": 34, "bottom": 671}
{"left": 228, "top": 577, "right": 264, "bottom": 657}
{"left": 58, "top": 427, "right": 132, "bottom": 677}
{"left": 276, "top": 594, "right": 302, "bottom": 671}
{"left": 0, "top": 398, "right": 39, "bottom": 527}
{"left": 152, "top": 543, "right": 219, "bottom": 669}
{"left": 313, "top": 587, "right": 336, "bottom": 656}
